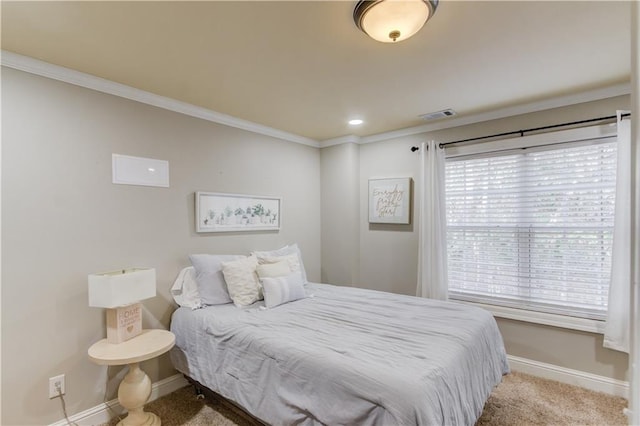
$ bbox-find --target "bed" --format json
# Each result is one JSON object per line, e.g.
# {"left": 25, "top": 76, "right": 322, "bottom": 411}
{"left": 169, "top": 253, "right": 509, "bottom": 425}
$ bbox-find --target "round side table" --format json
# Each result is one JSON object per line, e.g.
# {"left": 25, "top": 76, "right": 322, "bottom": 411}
{"left": 88, "top": 329, "right": 175, "bottom": 426}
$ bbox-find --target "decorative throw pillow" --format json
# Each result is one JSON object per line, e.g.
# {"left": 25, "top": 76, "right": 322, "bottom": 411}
{"left": 252, "top": 243, "right": 308, "bottom": 283}
{"left": 256, "top": 261, "right": 291, "bottom": 279}
{"left": 189, "top": 254, "right": 245, "bottom": 305}
{"left": 261, "top": 272, "right": 306, "bottom": 308}
{"left": 221, "top": 256, "right": 262, "bottom": 307}
{"left": 170, "top": 266, "right": 202, "bottom": 309}
{"left": 257, "top": 253, "right": 301, "bottom": 276}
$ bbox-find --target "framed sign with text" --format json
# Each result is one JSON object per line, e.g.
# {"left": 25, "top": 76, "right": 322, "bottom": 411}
{"left": 368, "top": 178, "right": 412, "bottom": 224}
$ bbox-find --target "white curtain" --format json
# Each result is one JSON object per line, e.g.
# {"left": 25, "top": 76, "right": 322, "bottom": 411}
{"left": 604, "top": 112, "right": 632, "bottom": 353}
{"left": 417, "top": 140, "right": 448, "bottom": 300}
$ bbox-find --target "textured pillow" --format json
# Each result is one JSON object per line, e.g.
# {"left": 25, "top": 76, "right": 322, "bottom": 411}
{"left": 170, "top": 266, "right": 202, "bottom": 309}
{"left": 257, "top": 253, "right": 301, "bottom": 277}
{"left": 252, "top": 243, "right": 308, "bottom": 283}
{"left": 189, "top": 254, "right": 245, "bottom": 305}
{"left": 261, "top": 272, "right": 306, "bottom": 308}
{"left": 222, "top": 256, "right": 262, "bottom": 307}
{"left": 256, "top": 261, "right": 291, "bottom": 279}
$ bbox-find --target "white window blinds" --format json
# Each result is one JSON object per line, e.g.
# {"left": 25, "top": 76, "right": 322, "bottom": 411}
{"left": 445, "top": 139, "right": 617, "bottom": 319}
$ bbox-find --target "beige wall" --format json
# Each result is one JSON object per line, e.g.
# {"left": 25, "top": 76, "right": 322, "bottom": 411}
{"left": 1, "top": 67, "right": 321, "bottom": 425}
{"left": 1, "top": 63, "right": 631, "bottom": 425}
{"left": 322, "top": 94, "right": 631, "bottom": 381}
{"left": 358, "top": 137, "right": 421, "bottom": 295}
{"left": 320, "top": 143, "right": 360, "bottom": 286}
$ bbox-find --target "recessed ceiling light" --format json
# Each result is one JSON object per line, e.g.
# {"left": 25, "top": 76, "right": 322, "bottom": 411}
{"left": 349, "top": 119, "right": 364, "bottom": 125}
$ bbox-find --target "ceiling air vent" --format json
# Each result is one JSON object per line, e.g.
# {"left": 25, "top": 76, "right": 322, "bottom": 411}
{"left": 419, "top": 109, "right": 457, "bottom": 121}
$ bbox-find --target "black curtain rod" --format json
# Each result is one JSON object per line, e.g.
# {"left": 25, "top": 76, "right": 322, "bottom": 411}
{"left": 410, "top": 113, "right": 630, "bottom": 152}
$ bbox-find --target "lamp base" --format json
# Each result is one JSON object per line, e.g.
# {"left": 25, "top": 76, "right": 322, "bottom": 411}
{"left": 106, "top": 303, "right": 143, "bottom": 344}
{"left": 116, "top": 362, "right": 160, "bottom": 426}
{"left": 117, "top": 412, "right": 160, "bottom": 426}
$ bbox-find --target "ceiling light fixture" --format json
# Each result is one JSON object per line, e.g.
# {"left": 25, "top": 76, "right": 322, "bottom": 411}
{"left": 349, "top": 119, "right": 364, "bottom": 125}
{"left": 353, "top": 0, "right": 439, "bottom": 43}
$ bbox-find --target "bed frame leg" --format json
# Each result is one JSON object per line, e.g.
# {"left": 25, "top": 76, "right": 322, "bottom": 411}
{"left": 184, "top": 375, "right": 206, "bottom": 400}
{"left": 193, "top": 385, "right": 205, "bottom": 400}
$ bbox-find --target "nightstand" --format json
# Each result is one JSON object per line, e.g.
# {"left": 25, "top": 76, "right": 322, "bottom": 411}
{"left": 88, "top": 329, "right": 175, "bottom": 426}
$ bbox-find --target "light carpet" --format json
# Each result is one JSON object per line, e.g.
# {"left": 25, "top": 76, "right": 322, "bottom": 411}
{"left": 107, "top": 372, "right": 628, "bottom": 425}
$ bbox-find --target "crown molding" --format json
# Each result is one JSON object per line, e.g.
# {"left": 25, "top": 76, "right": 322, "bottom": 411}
{"left": 3, "top": 51, "right": 629, "bottom": 150}
{"left": 1, "top": 50, "right": 320, "bottom": 148}
{"left": 321, "top": 134, "right": 362, "bottom": 148}
{"left": 320, "top": 82, "right": 631, "bottom": 147}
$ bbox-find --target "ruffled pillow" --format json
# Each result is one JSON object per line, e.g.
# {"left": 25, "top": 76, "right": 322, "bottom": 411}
{"left": 221, "top": 256, "right": 262, "bottom": 307}
{"left": 170, "top": 266, "right": 202, "bottom": 309}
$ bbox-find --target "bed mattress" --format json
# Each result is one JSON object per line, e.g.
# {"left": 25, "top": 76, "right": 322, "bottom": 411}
{"left": 170, "top": 283, "right": 509, "bottom": 425}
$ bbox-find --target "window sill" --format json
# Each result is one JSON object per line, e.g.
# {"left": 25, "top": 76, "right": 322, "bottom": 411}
{"left": 457, "top": 300, "right": 606, "bottom": 334}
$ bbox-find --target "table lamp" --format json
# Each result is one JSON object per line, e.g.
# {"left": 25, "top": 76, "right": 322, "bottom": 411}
{"left": 88, "top": 268, "right": 156, "bottom": 344}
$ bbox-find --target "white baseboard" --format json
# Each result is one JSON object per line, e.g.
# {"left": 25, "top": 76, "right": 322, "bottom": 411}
{"left": 49, "top": 373, "right": 189, "bottom": 426}
{"left": 50, "top": 357, "right": 628, "bottom": 425}
{"left": 508, "top": 354, "right": 629, "bottom": 398}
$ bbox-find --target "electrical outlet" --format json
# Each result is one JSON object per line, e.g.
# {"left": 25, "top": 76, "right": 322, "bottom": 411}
{"left": 49, "top": 374, "right": 65, "bottom": 399}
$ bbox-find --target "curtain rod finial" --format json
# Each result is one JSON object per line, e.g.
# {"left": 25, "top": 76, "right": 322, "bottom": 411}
{"left": 411, "top": 146, "right": 420, "bottom": 152}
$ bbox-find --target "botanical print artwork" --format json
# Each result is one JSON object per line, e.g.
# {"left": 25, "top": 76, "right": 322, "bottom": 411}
{"left": 368, "top": 178, "right": 411, "bottom": 224}
{"left": 196, "top": 192, "right": 281, "bottom": 232}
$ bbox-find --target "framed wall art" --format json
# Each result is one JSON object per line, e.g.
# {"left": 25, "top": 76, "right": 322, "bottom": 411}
{"left": 368, "top": 178, "right": 412, "bottom": 224}
{"left": 196, "top": 192, "right": 281, "bottom": 233}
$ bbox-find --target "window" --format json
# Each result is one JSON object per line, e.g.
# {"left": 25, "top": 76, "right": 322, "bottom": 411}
{"left": 445, "top": 129, "right": 617, "bottom": 320}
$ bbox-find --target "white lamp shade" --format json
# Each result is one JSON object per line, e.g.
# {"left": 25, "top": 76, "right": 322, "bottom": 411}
{"left": 88, "top": 268, "right": 156, "bottom": 308}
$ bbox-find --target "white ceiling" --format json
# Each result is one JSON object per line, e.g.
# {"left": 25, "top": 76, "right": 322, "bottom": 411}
{"left": 1, "top": 1, "right": 632, "bottom": 142}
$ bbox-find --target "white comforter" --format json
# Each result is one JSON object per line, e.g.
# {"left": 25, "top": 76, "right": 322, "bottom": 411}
{"left": 170, "top": 283, "right": 509, "bottom": 425}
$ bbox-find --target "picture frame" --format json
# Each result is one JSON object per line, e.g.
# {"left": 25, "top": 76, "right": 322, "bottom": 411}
{"left": 368, "top": 178, "right": 412, "bottom": 224}
{"left": 196, "top": 192, "right": 281, "bottom": 233}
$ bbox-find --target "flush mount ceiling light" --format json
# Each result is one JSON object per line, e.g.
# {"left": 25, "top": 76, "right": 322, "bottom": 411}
{"left": 353, "top": 0, "right": 439, "bottom": 43}
{"left": 349, "top": 119, "right": 364, "bottom": 125}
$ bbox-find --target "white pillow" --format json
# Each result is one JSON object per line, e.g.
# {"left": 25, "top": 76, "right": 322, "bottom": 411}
{"left": 189, "top": 254, "right": 245, "bottom": 305}
{"left": 221, "top": 256, "right": 262, "bottom": 307}
{"left": 261, "top": 272, "right": 306, "bottom": 308}
{"left": 253, "top": 243, "right": 307, "bottom": 283}
{"left": 256, "top": 261, "right": 291, "bottom": 279}
{"left": 257, "top": 253, "right": 301, "bottom": 277}
{"left": 170, "top": 266, "right": 202, "bottom": 309}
